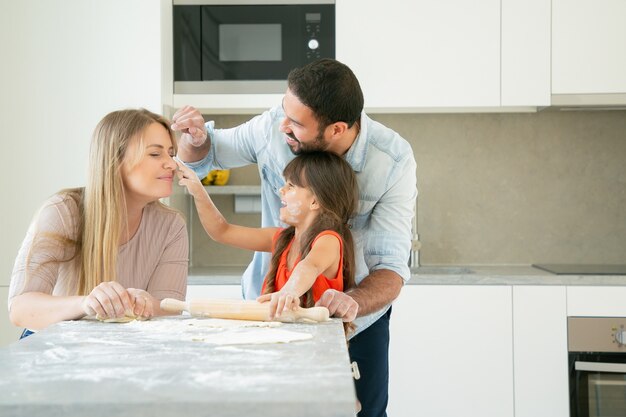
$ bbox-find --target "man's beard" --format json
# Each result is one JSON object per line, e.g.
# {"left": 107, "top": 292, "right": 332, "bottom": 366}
{"left": 286, "top": 130, "right": 328, "bottom": 155}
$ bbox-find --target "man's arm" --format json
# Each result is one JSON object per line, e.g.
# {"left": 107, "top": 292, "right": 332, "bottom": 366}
{"left": 346, "top": 269, "right": 403, "bottom": 315}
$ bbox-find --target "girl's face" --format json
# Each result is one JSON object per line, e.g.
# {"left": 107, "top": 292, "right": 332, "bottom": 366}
{"left": 121, "top": 123, "right": 176, "bottom": 204}
{"left": 278, "top": 179, "right": 317, "bottom": 226}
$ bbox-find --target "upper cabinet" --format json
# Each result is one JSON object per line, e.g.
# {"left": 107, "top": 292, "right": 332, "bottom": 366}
{"left": 336, "top": 0, "right": 500, "bottom": 110}
{"left": 501, "top": 0, "right": 551, "bottom": 107}
{"left": 552, "top": 0, "right": 626, "bottom": 105}
{"left": 335, "top": 0, "right": 550, "bottom": 111}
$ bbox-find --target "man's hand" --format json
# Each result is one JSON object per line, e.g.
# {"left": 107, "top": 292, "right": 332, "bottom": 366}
{"left": 315, "top": 289, "right": 358, "bottom": 322}
{"left": 171, "top": 105, "right": 208, "bottom": 147}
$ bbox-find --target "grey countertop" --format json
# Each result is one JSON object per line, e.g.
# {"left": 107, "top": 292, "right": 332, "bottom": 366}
{"left": 0, "top": 316, "right": 356, "bottom": 417}
{"left": 188, "top": 265, "right": 626, "bottom": 286}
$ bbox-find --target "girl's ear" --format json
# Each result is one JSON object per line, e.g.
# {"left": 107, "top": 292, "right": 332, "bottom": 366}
{"left": 310, "top": 198, "right": 320, "bottom": 211}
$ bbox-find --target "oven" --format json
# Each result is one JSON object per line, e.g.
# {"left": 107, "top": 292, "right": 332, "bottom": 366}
{"left": 569, "top": 317, "right": 626, "bottom": 417}
{"left": 173, "top": 0, "right": 335, "bottom": 94}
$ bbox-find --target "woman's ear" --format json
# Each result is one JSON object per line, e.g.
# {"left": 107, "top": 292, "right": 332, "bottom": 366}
{"left": 310, "top": 198, "right": 320, "bottom": 211}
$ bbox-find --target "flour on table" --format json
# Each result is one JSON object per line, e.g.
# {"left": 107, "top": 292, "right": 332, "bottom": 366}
{"left": 192, "top": 328, "right": 313, "bottom": 345}
{"left": 186, "top": 318, "right": 282, "bottom": 328}
{"left": 120, "top": 317, "right": 312, "bottom": 345}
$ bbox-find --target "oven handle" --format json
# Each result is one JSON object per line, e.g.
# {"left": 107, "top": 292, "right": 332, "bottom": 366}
{"left": 575, "top": 361, "right": 626, "bottom": 373}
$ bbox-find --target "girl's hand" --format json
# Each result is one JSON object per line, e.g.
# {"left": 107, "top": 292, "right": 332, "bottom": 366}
{"left": 81, "top": 281, "right": 134, "bottom": 320}
{"left": 126, "top": 288, "right": 155, "bottom": 319}
{"left": 257, "top": 290, "right": 301, "bottom": 320}
{"left": 174, "top": 158, "right": 204, "bottom": 197}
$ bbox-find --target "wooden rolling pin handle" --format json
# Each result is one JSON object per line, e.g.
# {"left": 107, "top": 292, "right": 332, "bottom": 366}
{"left": 293, "top": 306, "right": 330, "bottom": 322}
{"left": 160, "top": 298, "right": 188, "bottom": 314}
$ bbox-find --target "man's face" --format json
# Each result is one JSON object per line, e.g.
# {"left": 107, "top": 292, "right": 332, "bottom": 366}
{"left": 280, "top": 89, "right": 330, "bottom": 155}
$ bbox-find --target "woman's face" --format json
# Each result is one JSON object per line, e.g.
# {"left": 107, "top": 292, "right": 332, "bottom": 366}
{"left": 121, "top": 122, "right": 176, "bottom": 204}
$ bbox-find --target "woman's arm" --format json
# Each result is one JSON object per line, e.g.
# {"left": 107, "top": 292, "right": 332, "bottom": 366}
{"left": 175, "top": 159, "right": 276, "bottom": 252}
{"left": 9, "top": 292, "right": 87, "bottom": 330}
{"left": 259, "top": 234, "right": 341, "bottom": 319}
{"left": 9, "top": 280, "right": 135, "bottom": 330}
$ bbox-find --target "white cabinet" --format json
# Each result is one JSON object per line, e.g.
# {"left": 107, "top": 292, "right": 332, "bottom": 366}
{"left": 336, "top": 0, "right": 550, "bottom": 110}
{"left": 501, "top": 0, "right": 551, "bottom": 106}
{"left": 513, "top": 286, "right": 569, "bottom": 417}
{"left": 567, "top": 286, "right": 626, "bottom": 317}
{"left": 552, "top": 0, "right": 626, "bottom": 99}
{"left": 336, "top": 0, "right": 501, "bottom": 110}
{"left": 389, "top": 285, "right": 514, "bottom": 417}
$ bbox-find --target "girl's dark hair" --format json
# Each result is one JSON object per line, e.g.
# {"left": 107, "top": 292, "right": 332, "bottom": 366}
{"left": 287, "top": 58, "right": 364, "bottom": 131}
{"left": 263, "top": 151, "right": 358, "bottom": 310}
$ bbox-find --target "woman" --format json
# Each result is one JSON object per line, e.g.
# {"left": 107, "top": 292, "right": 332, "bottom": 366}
{"left": 9, "top": 109, "right": 188, "bottom": 335}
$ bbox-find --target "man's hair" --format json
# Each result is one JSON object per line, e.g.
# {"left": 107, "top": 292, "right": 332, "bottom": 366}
{"left": 287, "top": 58, "right": 364, "bottom": 129}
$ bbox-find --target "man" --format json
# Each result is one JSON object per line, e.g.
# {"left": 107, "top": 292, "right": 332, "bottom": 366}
{"left": 173, "top": 58, "right": 417, "bottom": 417}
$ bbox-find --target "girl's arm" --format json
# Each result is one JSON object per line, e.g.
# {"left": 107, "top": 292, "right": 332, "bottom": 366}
{"left": 175, "top": 159, "right": 276, "bottom": 252}
{"left": 259, "top": 234, "right": 341, "bottom": 319}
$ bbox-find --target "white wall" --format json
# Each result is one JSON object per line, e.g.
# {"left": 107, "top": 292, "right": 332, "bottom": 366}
{"left": 0, "top": 0, "right": 166, "bottom": 346}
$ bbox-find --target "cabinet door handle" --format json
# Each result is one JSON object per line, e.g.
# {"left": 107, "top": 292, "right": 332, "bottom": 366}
{"left": 575, "top": 361, "right": 626, "bottom": 373}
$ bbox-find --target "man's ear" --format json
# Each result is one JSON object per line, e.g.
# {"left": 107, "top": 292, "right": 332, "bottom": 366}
{"left": 330, "top": 121, "right": 348, "bottom": 137}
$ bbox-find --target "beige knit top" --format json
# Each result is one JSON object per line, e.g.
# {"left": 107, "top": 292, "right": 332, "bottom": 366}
{"left": 8, "top": 193, "right": 188, "bottom": 310}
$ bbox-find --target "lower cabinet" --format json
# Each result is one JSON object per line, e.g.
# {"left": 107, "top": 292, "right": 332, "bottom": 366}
{"left": 567, "top": 286, "right": 626, "bottom": 317}
{"left": 389, "top": 285, "right": 514, "bottom": 417}
{"left": 513, "top": 286, "right": 569, "bottom": 417}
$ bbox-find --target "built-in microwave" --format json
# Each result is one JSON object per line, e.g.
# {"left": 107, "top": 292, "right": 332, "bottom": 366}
{"left": 173, "top": 1, "right": 335, "bottom": 94}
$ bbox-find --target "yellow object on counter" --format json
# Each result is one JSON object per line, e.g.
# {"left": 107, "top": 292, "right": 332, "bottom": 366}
{"left": 201, "top": 169, "right": 230, "bottom": 186}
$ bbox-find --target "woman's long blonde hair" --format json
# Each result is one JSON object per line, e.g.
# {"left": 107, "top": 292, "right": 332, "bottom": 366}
{"left": 28, "top": 109, "right": 177, "bottom": 295}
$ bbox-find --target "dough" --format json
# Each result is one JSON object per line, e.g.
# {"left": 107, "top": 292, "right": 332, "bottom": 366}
{"left": 120, "top": 317, "right": 313, "bottom": 345}
{"left": 95, "top": 313, "right": 144, "bottom": 323}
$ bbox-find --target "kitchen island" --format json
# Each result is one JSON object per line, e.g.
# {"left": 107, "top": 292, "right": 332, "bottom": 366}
{"left": 0, "top": 316, "right": 356, "bottom": 417}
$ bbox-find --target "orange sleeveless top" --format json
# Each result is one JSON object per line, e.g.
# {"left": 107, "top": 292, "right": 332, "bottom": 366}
{"left": 262, "top": 229, "right": 344, "bottom": 302}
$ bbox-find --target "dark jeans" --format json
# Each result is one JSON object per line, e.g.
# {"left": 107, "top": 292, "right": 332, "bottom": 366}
{"left": 20, "top": 329, "right": 34, "bottom": 339}
{"left": 349, "top": 306, "right": 392, "bottom": 417}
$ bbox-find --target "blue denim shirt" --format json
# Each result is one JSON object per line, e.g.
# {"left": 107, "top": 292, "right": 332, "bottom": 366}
{"left": 187, "top": 106, "right": 417, "bottom": 337}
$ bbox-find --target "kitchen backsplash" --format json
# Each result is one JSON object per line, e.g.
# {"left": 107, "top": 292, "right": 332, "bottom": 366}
{"left": 169, "top": 110, "right": 626, "bottom": 267}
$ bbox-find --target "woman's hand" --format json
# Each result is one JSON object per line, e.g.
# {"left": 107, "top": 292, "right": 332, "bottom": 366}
{"left": 126, "top": 288, "right": 155, "bottom": 319}
{"left": 174, "top": 158, "right": 205, "bottom": 198}
{"left": 81, "top": 281, "right": 134, "bottom": 320}
{"left": 257, "top": 290, "right": 301, "bottom": 320}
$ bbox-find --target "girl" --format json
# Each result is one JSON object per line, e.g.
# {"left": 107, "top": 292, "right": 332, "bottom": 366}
{"left": 176, "top": 151, "right": 358, "bottom": 325}
{"left": 9, "top": 109, "right": 189, "bottom": 335}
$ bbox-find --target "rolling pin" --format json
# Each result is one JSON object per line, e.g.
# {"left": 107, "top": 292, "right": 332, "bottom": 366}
{"left": 160, "top": 298, "right": 330, "bottom": 323}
